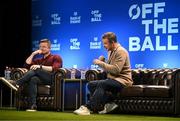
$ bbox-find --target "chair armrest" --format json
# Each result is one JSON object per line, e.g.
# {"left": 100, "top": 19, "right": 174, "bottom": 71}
{"left": 11, "top": 68, "right": 28, "bottom": 81}
{"left": 174, "top": 69, "right": 180, "bottom": 114}
{"left": 53, "top": 68, "right": 71, "bottom": 81}
{"left": 53, "top": 68, "right": 70, "bottom": 111}
{"left": 85, "top": 69, "right": 107, "bottom": 81}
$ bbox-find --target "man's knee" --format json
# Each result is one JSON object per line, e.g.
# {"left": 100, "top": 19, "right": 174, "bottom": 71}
{"left": 87, "top": 81, "right": 98, "bottom": 89}
{"left": 34, "top": 68, "right": 42, "bottom": 73}
{"left": 30, "top": 76, "right": 40, "bottom": 84}
{"left": 87, "top": 81, "right": 97, "bottom": 93}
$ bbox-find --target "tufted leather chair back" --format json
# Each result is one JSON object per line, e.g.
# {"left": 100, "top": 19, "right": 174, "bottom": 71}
{"left": 131, "top": 69, "right": 177, "bottom": 86}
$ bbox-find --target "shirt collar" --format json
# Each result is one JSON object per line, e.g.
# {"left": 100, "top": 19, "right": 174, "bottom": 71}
{"left": 43, "top": 53, "right": 51, "bottom": 59}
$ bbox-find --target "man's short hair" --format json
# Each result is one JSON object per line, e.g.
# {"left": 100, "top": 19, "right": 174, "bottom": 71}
{"left": 102, "top": 32, "right": 117, "bottom": 43}
{"left": 39, "top": 39, "right": 51, "bottom": 48}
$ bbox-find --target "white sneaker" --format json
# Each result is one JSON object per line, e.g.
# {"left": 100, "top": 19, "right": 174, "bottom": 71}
{"left": 26, "top": 109, "right": 37, "bottom": 112}
{"left": 26, "top": 104, "right": 37, "bottom": 112}
{"left": 98, "top": 102, "right": 118, "bottom": 114}
{"left": 73, "top": 105, "right": 90, "bottom": 115}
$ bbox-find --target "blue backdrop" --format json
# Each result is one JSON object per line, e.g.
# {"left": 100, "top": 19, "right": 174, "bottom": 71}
{"left": 31, "top": 0, "right": 180, "bottom": 69}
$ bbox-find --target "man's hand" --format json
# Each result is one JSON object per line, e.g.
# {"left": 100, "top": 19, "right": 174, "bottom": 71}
{"left": 93, "top": 59, "right": 102, "bottom": 65}
{"left": 30, "top": 65, "right": 41, "bottom": 70}
{"left": 32, "top": 49, "right": 42, "bottom": 55}
{"left": 26, "top": 50, "right": 42, "bottom": 65}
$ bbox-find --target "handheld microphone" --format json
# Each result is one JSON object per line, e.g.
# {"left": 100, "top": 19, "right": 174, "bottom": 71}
{"left": 99, "top": 55, "right": 105, "bottom": 62}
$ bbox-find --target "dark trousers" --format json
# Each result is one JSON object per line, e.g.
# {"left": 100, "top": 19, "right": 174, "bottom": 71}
{"left": 86, "top": 78, "right": 124, "bottom": 111}
{"left": 16, "top": 69, "right": 52, "bottom": 105}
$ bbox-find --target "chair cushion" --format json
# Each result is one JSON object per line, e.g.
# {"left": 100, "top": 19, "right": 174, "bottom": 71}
{"left": 119, "top": 85, "right": 144, "bottom": 97}
{"left": 143, "top": 85, "right": 170, "bottom": 98}
{"left": 38, "top": 85, "right": 50, "bottom": 95}
{"left": 119, "top": 85, "right": 171, "bottom": 98}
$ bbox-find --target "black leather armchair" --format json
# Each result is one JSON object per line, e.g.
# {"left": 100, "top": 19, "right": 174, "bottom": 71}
{"left": 85, "top": 68, "right": 180, "bottom": 115}
{"left": 10, "top": 68, "right": 63, "bottom": 111}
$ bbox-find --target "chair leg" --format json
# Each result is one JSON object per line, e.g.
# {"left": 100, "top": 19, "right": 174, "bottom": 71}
{"left": 16, "top": 89, "right": 21, "bottom": 111}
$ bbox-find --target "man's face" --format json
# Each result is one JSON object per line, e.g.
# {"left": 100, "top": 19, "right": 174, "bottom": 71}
{"left": 102, "top": 38, "right": 113, "bottom": 51}
{"left": 39, "top": 42, "right": 50, "bottom": 54}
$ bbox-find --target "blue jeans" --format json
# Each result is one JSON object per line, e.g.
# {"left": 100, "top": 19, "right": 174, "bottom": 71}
{"left": 86, "top": 78, "right": 124, "bottom": 111}
{"left": 16, "top": 68, "right": 52, "bottom": 105}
